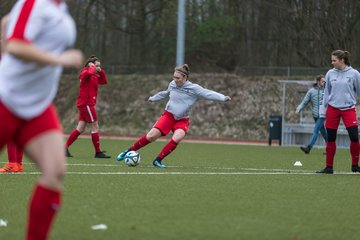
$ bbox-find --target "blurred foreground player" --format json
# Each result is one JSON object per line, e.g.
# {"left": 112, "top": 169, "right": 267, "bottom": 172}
{"left": 0, "top": 0, "right": 83, "bottom": 239}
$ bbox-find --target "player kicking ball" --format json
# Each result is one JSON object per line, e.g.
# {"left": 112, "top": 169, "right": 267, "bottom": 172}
{"left": 116, "top": 64, "right": 231, "bottom": 168}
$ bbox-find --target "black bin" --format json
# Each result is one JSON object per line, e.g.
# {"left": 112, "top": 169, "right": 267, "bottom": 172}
{"left": 268, "top": 115, "right": 282, "bottom": 146}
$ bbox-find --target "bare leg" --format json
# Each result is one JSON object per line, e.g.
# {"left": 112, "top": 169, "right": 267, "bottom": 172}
{"left": 25, "top": 131, "right": 66, "bottom": 240}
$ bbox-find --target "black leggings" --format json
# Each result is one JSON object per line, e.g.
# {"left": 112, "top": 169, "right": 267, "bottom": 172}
{"left": 327, "top": 126, "right": 359, "bottom": 142}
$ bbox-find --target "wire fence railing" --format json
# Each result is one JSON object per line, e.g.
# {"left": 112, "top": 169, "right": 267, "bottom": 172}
{"left": 235, "top": 66, "right": 330, "bottom": 77}
{"left": 63, "top": 65, "right": 332, "bottom": 77}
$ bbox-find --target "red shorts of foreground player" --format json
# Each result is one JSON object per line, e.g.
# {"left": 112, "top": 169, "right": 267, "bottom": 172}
{"left": 0, "top": 102, "right": 62, "bottom": 149}
{"left": 325, "top": 105, "right": 358, "bottom": 129}
{"left": 153, "top": 110, "right": 189, "bottom": 135}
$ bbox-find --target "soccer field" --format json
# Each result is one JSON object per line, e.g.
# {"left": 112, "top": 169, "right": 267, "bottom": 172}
{"left": 1, "top": 138, "right": 359, "bottom": 240}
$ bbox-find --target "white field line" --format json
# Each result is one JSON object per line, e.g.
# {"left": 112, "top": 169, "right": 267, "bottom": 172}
{"left": 0, "top": 161, "right": 357, "bottom": 175}
{"left": 0, "top": 161, "right": 313, "bottom": 172}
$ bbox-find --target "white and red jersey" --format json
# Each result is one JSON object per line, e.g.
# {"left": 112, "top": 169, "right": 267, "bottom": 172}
{"left": 76, "top": 65, "right": 108, "bottom": 106}
{"left": 0, "top": 0, "right": 76, "bottom": 119}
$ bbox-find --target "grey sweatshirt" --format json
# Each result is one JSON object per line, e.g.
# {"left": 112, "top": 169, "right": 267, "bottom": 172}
{"left": 148, "top": 80, "right": 228, "bottom": 120}
{"left": 296, "top": 85, "right": 324, "bottom": 118}
{"left": 321, "top": 66, "right": 360, "bottom": 115}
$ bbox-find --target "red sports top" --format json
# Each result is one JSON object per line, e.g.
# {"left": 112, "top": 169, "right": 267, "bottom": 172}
{"left": 76, "top": 65, "right": 108, "bottom": 106}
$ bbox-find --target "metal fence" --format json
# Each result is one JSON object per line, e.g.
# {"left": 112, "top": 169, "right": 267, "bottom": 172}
{"left": 236, "top": 66, "right": 330, "bottom": 77}
{"left": 63, "top": 65, "right": 331, "bottom": 76}
{"left": 279, "top": 80, "right": 352, "bottom": 148}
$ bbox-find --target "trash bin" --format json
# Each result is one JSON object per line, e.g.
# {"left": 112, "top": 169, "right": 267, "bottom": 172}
{"left": 268, "top": 115, "right": 282, "bottom": 146}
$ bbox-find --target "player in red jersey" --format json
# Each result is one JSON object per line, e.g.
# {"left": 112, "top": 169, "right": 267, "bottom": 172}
{"left": 65, "top": 55, "right": 111, "bottom": 158}
{"left": 0, "top": 1, "right": 83, "bottom": 239}
{"left": 0, "top": 14, "right": 24, "bottom": 173}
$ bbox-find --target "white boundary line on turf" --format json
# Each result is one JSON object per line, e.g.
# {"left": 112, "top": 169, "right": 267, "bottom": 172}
{"left": 0, "top": 161, "right": 292, "bottom": 170}
{"left": 1, "top": 161, "right": 357, "bottom": 174}
{"left": 1, "top": 162, "right": 358, "bottom": 175}
{"left": 0, "top": 161, "right": 312, "bottom": 173}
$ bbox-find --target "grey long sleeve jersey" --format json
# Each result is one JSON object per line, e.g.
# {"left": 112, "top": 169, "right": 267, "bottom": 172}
{"left": 148, "top": 80, "right": 228, "bottom": 120}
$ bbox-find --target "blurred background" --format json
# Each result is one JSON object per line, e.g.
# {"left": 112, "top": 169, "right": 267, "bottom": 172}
{"left": 2, "top": 0, "right": 360, "bottom": 75}
{"left": 2, "top": 0, "right": 360, "bottom": 143}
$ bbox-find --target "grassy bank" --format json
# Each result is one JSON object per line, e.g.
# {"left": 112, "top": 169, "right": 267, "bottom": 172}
{"left": 56, "top": 74, "right": 286, "bottom": 141}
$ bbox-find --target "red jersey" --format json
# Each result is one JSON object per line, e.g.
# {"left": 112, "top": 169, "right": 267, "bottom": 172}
{"left": 76, "top": 65, "right": 108, "bottom": 106}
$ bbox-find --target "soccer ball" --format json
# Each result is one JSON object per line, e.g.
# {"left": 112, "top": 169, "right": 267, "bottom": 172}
{"left": 124, "top": 151, "right": 141, "bottom": 167}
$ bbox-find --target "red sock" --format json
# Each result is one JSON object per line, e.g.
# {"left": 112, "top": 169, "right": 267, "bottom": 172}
{"left": 6, "top": 142, "right": 17, "bottom": 164}
{"left": 326, "top": 141, "right": 336, "bottom": 167}
{"left": 16, "top": 146, "right": 24, "bottom": 164}
{"left": 26, "top": 184, "right": 61, "bottom": 240}
{"left": 65, "top": 130, "right": 81, "bottom": 148}
{"left": 91, "top": 132, "right": 101, "bottom": 152}
{"left": 157, "top": 139, "right": 178, "bottom": 159}
{"left": 350, "top": 142, "right": 359, "bottom": 165}
{"left": 130, "top": 135, "right": 150, "bottom": 151}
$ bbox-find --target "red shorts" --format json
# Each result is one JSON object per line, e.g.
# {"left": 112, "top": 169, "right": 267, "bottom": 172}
{"left": 325, "top": 105, "right": 358, "bottom": 129}
{"left": 0, "top": 102, "right": 62, "bottom": 149}
{"left": 78, "top": 105, "right": 97, "bottom": 123}
{"left": 153, "top": 111, "right": 190, "bottom": 136}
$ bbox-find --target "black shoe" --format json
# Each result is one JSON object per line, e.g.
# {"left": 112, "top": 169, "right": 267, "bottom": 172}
{"left": 352, "top": 165, "right": 360, "bottom": 173}
{"left": 300, "top": 146, "right": 310, "bottom": 154}
{"left": 65, "top": 148, "right": 73, "bottom": 157}
{"left": 95, "top": 151, "right": 111, "bottom": 158}
{"left": 316, "top": 166, "right": 333, "bottom": 174}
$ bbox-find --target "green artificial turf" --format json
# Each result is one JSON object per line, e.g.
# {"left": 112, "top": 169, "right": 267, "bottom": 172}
{"left": 0, "top": 138, "right": 359, "bottom": 240}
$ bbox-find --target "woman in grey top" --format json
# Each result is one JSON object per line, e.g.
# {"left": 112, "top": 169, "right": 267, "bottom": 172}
{"left": 317, "top": 50, "right": 360, "bottom": 174}
{"left": 116, "top": 64, "right": 231, "bottom": 168}
{"left": 296, "top": 75, "right": 327, "bottom": 154}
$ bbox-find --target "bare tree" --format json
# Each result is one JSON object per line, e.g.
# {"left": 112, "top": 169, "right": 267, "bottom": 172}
{"left": 3, "top": 0, "right": 360, "bottom": 72}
